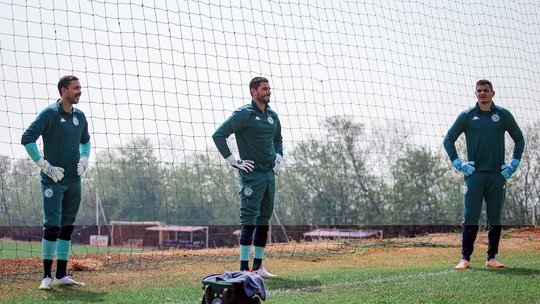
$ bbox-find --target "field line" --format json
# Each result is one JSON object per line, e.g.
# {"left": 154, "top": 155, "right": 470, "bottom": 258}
{"left": 268, "top": 269, "right": 456, "bottom": 296}
{"left": 268, "top": 260, "right": 540, "bottom": 296}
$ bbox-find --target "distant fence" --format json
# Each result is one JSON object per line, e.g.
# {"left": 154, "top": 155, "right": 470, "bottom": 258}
{"left": 0, "top": 224, "right": 477, "bottom": 248}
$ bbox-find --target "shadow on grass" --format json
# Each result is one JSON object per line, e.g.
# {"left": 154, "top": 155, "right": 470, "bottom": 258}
{"left": 265, "top": 277, "right": 323, "bottom": 293}
{"left": 45, "top": 289, "right": 108, "bottom": 302}
{"left": 479, "top": 267, "right": 540, "bottom": 277}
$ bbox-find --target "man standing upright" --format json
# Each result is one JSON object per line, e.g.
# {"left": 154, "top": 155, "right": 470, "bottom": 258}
{"left": 213, "top": 77, "right": 283, "bottom": 278}
{"left": 21, "top": 75, "right": 91, "bottom": 289}
{"left": 443, "top": 79, "right": 525, "bottom": 270}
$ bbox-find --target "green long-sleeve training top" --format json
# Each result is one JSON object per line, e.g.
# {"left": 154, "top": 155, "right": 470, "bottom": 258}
{"left": 443, "top": 102, "right": 525, "bottom": 173}
{"left": 21, "top": 100, "right": 91, "bottom": 182}
{"left": 213, "top": 100, "right": 283, "bottom": 172}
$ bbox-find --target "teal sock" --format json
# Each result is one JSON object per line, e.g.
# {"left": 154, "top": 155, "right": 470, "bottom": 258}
{"left": 56, "top": 239, "right": 70, "bottom": 260}
{"left": 253, "top": 246, "right": 265, "bottom": 270}
{"left": 42, "top": 239, "right": 56, "bottom": 260}
{"left": 254, "top": 246, "right": 264, "bottom": 259}
{"left": 240, "top": 245, "right": 251, "bottom": 271}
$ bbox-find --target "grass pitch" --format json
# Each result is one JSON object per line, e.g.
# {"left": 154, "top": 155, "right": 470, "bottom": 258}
{"left": 0, "top": 228, "right": 538, "bottom": 303}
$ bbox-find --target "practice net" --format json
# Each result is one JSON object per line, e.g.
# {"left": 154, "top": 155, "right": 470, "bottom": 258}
{"left": 0, "top": 0, "right": 539, "bottom": 281}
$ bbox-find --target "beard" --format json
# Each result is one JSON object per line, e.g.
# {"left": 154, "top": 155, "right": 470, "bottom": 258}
{"left": 68, "top": 94, "right": 81, "bottom": 104}
{"left": 256, "top": 94, "right": 270, "bottom": 104}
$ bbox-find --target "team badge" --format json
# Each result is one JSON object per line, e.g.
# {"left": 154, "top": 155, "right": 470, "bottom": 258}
{"left": 491, "top": 114, "right": 500, "bottom": 122}
{"left": 44, "top": 188, "right": 54, "bottom": 198}
{"left": 463, "top": 185, "right": 468, "bottom": 194}
{"left": 267, "top": 117, "right": 274, "bottom": 124}
{"left": 73, "top": 116, "right": 80, "bottom": 126}
{"left": 243, "top": 187, "right": 253, "bottom": 196}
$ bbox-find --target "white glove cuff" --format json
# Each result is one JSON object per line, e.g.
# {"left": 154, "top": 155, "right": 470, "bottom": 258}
{"left": 225, "top": 155, "right": 237, "bottom": 166}
{"left": 37, "top": 158, "right": 47, "bottom": 167}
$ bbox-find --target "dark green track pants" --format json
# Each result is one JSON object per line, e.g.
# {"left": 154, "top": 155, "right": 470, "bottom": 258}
{"left": 463, "top": 172, "right": 506, "bottom": 226}
{"left": 461, "top": 172, "right": 506, "bottom": 260}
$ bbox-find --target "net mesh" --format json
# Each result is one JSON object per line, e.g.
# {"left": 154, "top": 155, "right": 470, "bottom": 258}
{"left": 0, "top": 0, "right": 539, "bottom": 282}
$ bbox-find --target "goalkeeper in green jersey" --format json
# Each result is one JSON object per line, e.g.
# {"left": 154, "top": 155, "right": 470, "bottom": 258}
{"left": 213, "top": 77, "right": 283, "bottom": 278}
{"left": 21, "top": 75, "right": 91, "bottom": 289}
{"left": 443, "top": 79, "right": 525, "bottom": 270}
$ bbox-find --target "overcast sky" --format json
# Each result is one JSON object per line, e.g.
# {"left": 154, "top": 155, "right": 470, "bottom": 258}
{"left": 1, "top": 0, "right": 539, "bottom": 163}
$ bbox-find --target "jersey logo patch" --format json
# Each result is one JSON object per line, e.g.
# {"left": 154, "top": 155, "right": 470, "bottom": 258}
{"left": 491, "top": 114, "right": 500, "bottom": 122}
{"left": 44, "top": 188, "right": 54, "bottom": 198}
{"left": 60, "top": 118, "right": 66, "bottom": 123}
{"left": 255, "top": 116, "right": 261, "bottom": 120}
{"left": 243, "top": 187, "right": 253, "bottom": 196}
{"left": 463, "top": 185, "right": 468, "bottom": 194}
{"left": 267, "top": 117, "right": 274, "bottom": 124}
{"left": 472, "top": 116, "right": 479, "bottom": 121}
{"left": 73, "top": 116, "right": 80, "bottom": 126}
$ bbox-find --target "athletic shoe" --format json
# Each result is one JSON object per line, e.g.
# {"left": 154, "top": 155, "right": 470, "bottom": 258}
{"left": 454, "top": 259, "right": 470, "bottom": 270}
{"left": 53, "top": 276, "right": 86, "bottom": 287}
{"left": 253, "top": 267, "right": 278, "bottom": 278}
{"left": 39, "top": 277, "right": 52, "bottom": 290}
{"left": 486, "top": 258, "right": 505, "bottom": 268}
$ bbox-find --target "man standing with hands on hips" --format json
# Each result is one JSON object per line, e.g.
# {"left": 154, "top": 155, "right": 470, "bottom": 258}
{"left": 21, "top": 75, "right": 91, "bottom": 289}
{"left": 213, "top": 77, "right": 283, "bottom": 278}
{"left": 443, "top": 79, "right": 525, "bottom": 270}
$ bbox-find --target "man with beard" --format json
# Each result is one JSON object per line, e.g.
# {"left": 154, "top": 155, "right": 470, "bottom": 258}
{"left": 22, "top": 75, "right": 91, "bottom": 289}
{"left": 213, "top": 77, "right": 283, "bottom": 278}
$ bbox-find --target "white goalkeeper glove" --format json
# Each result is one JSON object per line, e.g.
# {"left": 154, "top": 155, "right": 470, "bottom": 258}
{"left": 273, "top": 154, "right": 283, "bottom": 175}
{"left": 226, "top": 155, "right": 254, "bottom": 173}
{"left": 37, "top": 158, "right": 64, "bottom": 182}
{"left": 77, "top": 157, "right": 89, "bottom": 176}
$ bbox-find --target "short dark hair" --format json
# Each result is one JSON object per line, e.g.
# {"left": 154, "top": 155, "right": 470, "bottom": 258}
{"left": 476, "top": 79, "right": 493, "bottom": 91}
{"left": 249, "top": 77, "right": 269, "bottom": 92}
{"left": 58, "top": 75, "right": 79, "bottom": 96}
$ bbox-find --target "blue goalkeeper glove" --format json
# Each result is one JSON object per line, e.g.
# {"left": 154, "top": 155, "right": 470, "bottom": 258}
{"left": 452, "top": 158, "right": 463, "bottom": 172}
{"left": 462, "top": 161, "right": 475, "bottom": 176}
{"left": 501, "top": 159, "right": 520, "bottom": 179}
{"left": 452, "top": 158, "right": 475, "bottom": 176}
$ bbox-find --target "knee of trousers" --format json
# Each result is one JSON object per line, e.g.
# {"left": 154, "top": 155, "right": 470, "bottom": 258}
{"left": 58, "top": 225, "right": 75, "bottom": 241}
{"left": 43, "top": 226, "right": 61, "bottom": 242}
{"left": 255, "top": 216, "right": 271, "bottom": 226}
{"left": 240, "top": 204, "right": 260, "bottom": 226}
{"left": 239, "top": 225, "right": 256, "bottom": 245}
{"left": 253, "top": 225, "right": 269, "bottom": 247}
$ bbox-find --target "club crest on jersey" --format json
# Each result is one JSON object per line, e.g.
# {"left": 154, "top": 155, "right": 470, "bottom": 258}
{"left": 243, "top": 187, "right": 253, "bottom": 196}
{"left": 44, "top": 188, "right": 54, "bottom": 198}
{"left": 73, "top": 116, "right": 79, "bottom": 126}
{"left": 267, "top": 117, "right": 274, "bottom": 124}
{"left": 491, "top": 114, "right": 500, "bottom": 122}
{"left": 463, "top": 185, "right": 468, "bottom": 194}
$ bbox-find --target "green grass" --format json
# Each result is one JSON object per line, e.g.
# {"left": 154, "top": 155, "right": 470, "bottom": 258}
{"left": 3, "top": 263, "right": 540, "bottom": 303}
{"left": 0, "top": 232, "right": 540, "bottom": 304}
{"left": 0, "top": 239, "right": 143, "bottom": 259}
